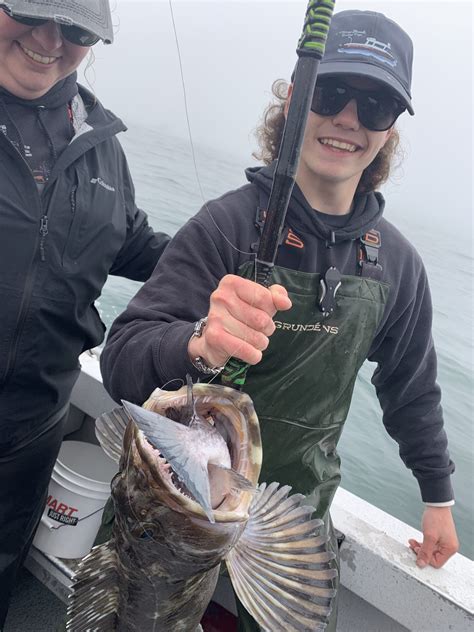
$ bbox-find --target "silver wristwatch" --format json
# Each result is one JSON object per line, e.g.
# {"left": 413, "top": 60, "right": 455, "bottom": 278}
{"left": 190, "top": 317, "right": 225, "bottom": 376}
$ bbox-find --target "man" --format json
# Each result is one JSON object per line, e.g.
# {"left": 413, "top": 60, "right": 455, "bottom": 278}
{"left": 100, "top": 10, "right": 459, "bottom": 630}
{"left": 0, "top": 1, "right": 169, "bottom": 627}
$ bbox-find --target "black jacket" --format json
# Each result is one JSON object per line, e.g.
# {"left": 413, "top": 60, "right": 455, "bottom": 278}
{"left": 0, "top": 84, "right": 169, "bottom": 441}
{"left": 101, "top": 163, "right": 454, "bottom": 504}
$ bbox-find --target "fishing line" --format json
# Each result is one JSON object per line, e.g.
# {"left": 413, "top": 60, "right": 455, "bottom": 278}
{"left": 167, "top": 0, "right": 257, "bottom": 260}
{"left": 161, "top": 377, "right": 185, "bottom": 391}
{"left": 166, "top": 0, "right": 271, "bottom": 380}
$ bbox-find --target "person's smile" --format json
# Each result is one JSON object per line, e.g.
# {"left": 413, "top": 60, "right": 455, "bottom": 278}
{"left": 17, "top": 41, "right": 60, "bottom": 66}
{"left": 318, "top": 136, "right": 363, "bottom": 155}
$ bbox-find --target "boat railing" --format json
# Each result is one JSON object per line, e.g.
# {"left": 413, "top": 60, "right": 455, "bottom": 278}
{"left": 30, "top": 350, "right": 472, "bottom": 631}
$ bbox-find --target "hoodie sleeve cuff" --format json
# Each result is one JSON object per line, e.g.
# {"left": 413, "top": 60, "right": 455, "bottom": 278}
{"left": 418, "top": 475, "right": 454, "bottom": 504}
{"left": 155, "top": 320, "right": 208, "bottom": 385}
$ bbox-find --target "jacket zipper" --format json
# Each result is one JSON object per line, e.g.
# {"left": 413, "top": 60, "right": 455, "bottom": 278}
{"left": 39, "top": 215, "right": 49, "bottom": 262}
{"left": 0, "top": 137, "right": 48, "bottom": 388}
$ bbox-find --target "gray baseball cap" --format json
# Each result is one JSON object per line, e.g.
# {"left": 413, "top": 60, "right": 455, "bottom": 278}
{"left": 0, "top": 0, "right": 113, "bottom": 44}
{"left": 317, "top": 10, "right": 414, "bottom": 114}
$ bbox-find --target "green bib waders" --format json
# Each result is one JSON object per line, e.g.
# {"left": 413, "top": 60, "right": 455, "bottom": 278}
{"left": 236, "top": 263, "right": 388, "bottom": 631}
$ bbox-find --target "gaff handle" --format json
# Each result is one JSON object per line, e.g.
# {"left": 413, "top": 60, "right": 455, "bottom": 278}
{"left": 221, "top": 0, "right": 335, "bottom": 389}
{"left": 297, "top": 0, "right": 335, "bottom": 58}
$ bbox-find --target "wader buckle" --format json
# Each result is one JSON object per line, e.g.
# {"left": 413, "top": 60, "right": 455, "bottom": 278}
{"left": 319, "top": 266, "right": 342, "bottom": 318}
{"left": 358, "top": 230, "right": 382, "bottom": 275}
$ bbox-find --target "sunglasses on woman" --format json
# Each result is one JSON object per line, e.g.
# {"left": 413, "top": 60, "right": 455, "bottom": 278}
{"left": 311, "top": 79, "right": 406, "bottom": 132}
{"left": 1, "top": 7, "right": 100, "bottom": 46}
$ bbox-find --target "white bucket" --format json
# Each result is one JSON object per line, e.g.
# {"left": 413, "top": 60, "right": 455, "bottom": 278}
{"left": 33, "top": 441, "right": 118, "bottom": 559}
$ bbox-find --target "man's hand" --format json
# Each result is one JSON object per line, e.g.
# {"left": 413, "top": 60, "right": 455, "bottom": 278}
{"left": 188, "top": 275, "right": 292, "bottom": 369}
{"left": 409, "top": 506, "right": 459, "bottom": 569}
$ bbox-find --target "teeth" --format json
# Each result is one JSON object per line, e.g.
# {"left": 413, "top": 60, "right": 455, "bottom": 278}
{"left": 20, "top": 44, "right": 57, "bottom": 65}
{"left": 320, "top": 138, "right": 357, "bottom": 152}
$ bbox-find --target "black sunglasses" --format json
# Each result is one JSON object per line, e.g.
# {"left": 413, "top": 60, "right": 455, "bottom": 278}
{"left": 311, "top": 79, "right": 406, "bottom": 132}
{"left": 1, "top": 7, "right": 100, "bottom": 46}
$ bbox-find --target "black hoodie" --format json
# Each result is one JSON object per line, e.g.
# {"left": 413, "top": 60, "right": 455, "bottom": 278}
{"left": 0, "top": 73, "right": 78, "bottom": 190}
{"left": 100, "top": 162, "right": 454, "bottom": 504}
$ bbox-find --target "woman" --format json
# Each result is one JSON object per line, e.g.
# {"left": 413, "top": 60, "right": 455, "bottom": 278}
{"left": 0, "top": 1, "right": 169, "bottom": 625}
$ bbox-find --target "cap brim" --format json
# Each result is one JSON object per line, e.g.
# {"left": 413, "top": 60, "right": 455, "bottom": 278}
{"left": 318, "top": 62, "right": 414, "bottom": 115}
{"left": 2, "top": 1, "right": 113, "bottom": 44}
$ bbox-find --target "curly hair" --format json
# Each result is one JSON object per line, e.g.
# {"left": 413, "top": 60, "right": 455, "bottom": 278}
{"left": 253, "top": 80, "right": 402, "bottom": 195}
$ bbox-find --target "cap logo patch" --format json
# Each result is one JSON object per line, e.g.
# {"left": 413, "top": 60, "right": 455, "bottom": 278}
{"left": 337, "top": 30, "right": 398, "bottom": 68}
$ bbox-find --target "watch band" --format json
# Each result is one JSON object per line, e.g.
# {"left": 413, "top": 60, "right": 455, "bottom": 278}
{"left": 190, "top": 317, "right": 225, "bottom": 375}
{"left": 191, "top": 356, "right": 224, "bottom": 376}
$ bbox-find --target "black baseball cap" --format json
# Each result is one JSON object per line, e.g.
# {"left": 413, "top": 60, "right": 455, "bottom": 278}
{"left": 296, "top": 10, "right": 414, "bottom": 115}
{"left": 0, "top": 0, "right": 113, "bottom": 44}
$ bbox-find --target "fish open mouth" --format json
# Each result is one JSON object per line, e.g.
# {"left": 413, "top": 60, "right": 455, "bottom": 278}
{"left": 142, "top": 434, "right": 195, "bottom": 501}
{"left": 131, "top": 385, "right": 262, "bottom": 520}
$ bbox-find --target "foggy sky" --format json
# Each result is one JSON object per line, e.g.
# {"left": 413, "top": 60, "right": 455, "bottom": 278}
{"left": 79, "top": 1, "right": 473, "bottom": 231}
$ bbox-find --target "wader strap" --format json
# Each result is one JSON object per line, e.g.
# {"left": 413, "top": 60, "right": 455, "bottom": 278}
{"left": 254, "top": 201, "right": 384, "bottom": 285}
{"left": 358, "top": 229, "right": 383, "bottom": 280}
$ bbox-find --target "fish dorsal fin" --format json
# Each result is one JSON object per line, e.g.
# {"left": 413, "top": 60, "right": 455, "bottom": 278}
{"left": 225, "top": 483, "right": 337, "bottom": 631}
{"left": 95, "top": 406, "right": 130, "bottom": 464}
{"left": 66, "top": 542, "right": 119, "bottom": 631}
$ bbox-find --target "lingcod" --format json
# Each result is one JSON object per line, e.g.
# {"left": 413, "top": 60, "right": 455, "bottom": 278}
{"left": 66, "top": 382, "right": 336, "bottom": 631}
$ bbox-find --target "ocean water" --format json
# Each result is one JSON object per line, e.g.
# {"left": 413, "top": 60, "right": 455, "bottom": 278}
{"left": 96, "top": 124, "right": 473, "bottom": 560}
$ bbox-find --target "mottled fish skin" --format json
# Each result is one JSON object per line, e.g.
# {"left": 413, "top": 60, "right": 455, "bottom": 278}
{"left": 67, "top": 384, "right": 336, "bottom": 631}
{"left": 110, "top": 385, "right": 260, "bottom": 631}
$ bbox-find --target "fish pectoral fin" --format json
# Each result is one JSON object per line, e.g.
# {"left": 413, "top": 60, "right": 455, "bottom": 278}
{"left": 224, "top": 482, "right": 337, "bottom": 632}
{"left": 67, "top": 541, "right": 119, "bottom": 631}
{"left": 208, "top": 464, "right": 256, "bottom": 494}
{"left": 95, "top": 406, "right": 130, "bottom": 464}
